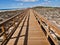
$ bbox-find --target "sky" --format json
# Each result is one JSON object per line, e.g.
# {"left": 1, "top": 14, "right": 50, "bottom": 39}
{"left": 0, "top": 0, "right": 60, "bottom": 9}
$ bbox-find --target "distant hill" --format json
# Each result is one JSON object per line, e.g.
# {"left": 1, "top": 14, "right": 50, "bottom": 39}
{"left": 33, "top": 6, "right": 60, "bottom": 9}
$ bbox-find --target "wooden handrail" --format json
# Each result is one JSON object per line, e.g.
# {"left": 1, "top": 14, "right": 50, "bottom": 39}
{"left": 33, "top": 9, "right": 60, "bottom": 36}
{"left": 33, "top": 9, "right": 60, "bottom": 45}
{"left": 0, "top": 9, "right": 28, "bottom": 37}
{"left": 0, "top": 9, "right": 29, "bottom": 26}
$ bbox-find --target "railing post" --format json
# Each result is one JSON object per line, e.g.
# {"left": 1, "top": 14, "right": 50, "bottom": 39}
{"left": 46, "top": 26, "right": 50, "bottom": 38}
{"left": 13, "top": 19, "right": 15, "bottom": 27}
{"left": 1, "top": 25, "right": 7, "bottom": 40}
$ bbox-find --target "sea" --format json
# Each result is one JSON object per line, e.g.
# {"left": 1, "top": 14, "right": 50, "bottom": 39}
{"left": 0, "top": 8, "right": 23, "bottom": 12}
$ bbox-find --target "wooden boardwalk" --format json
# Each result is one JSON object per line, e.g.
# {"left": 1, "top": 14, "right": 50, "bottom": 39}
{"left": 0, "top": 9, "right": 60, "bottom": 45}
{"left": 6, "top": 9, "right": 50, "bottom": 45}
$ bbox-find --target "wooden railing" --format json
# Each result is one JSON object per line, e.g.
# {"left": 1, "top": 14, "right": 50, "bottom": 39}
{"left": 33, "top": 9, "right": 60, "bottom": 45}
{"left": 0, "top": 9, "right": 28, "bottom": 45}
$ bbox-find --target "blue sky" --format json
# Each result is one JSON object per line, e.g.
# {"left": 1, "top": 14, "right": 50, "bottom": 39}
{"left": 0, "top": 0, "right": 60, "bottom": 9}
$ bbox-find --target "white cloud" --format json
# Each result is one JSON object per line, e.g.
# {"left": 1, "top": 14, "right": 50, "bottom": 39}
{"left": 44, "top": 0, "right": 49, "bottom": 1}
{"left": 20, "top": 3, "right": 23, "bottom": 6}
{"left": 16, "top": 3, "right": 24, "bottom": 6}
{"left": 15, "top": 0, "right": 39, "bottom": 2}
{"left": 44, "top": 0, "right": 51, "bottom": 2}
{"left": 39, "top": 0, "right": 52, "bottom": 6}
{"left": 42, "top": 0, "right": 51, "bottom": 5}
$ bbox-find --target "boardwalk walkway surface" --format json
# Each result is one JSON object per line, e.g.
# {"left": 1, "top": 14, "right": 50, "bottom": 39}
{"left": 0, "top": 8, "right": 60, "bottom": 45}
{"left": 6, "top": 9, "right": 50, "bottom": 45}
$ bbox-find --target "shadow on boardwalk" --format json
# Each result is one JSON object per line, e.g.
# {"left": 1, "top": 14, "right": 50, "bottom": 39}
{"left": 14, "top": 14, "right": 30, "bottom": 45}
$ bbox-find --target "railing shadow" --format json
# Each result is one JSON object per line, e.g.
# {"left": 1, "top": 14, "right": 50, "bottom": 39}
{"left": 23, "top": 15, "right": 30, "bottom": 45}
{"left": 11, "top": 35, "right": 25, "bottom": 39}
{"left": 14, "top": 16, "right": 27, "bottom": 45}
